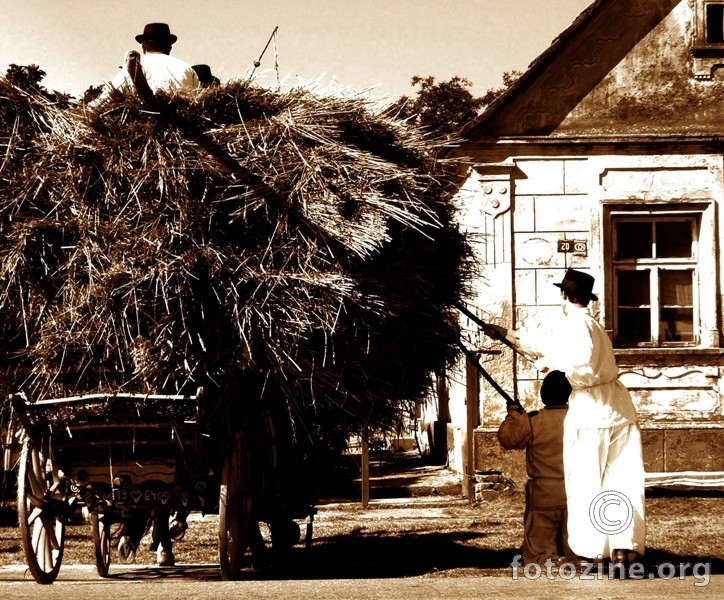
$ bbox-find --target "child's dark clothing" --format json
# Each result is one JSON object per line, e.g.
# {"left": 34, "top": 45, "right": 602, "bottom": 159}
{"left": 498, "top": 404, "right": 571, "bottom": 565}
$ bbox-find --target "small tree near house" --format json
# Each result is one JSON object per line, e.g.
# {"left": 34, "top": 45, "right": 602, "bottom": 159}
{"left": 388, "top": 72, "right": 522, "bottom": 138}
{"left": 389, "top": 75, "right": 484, "bottom": 137}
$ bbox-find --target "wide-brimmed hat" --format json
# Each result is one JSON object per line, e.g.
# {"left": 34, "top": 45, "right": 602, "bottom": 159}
{"left": 553, "top": 268, "right": 598, "bottom": 302}
{"left": 135, "top": 23, "right": 177, "bottom": 44}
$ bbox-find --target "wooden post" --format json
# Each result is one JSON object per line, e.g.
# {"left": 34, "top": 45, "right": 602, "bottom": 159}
{"left": 361, "top": 432, "right": 370, "bottom": 508}
{"left": 464, "top": 357, "right": 479, "bottom": 504}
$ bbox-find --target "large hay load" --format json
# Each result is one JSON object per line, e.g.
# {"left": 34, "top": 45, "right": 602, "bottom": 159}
{"left": 0, "top": 73, "right": 470, "bottom": 453}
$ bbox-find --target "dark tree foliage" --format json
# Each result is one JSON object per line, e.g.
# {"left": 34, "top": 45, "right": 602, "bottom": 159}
{"left": 478, "top": 70, "right": 523, "bottom": 109}
{"left": 5, "top": 64, "right": 47, "bottom": 93}
{"left": 82, "top": 84, "right": 104, "bottom": 105}
{"left": 388, "top": 71, "right": 523, "bottom": 137}
{"left": 388, "top": 75, "right": 485, "bottom": 136}
{"left": 4, "top": 64, "right": 73, "bottom": 105}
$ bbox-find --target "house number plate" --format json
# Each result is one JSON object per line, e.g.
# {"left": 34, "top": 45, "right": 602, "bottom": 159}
{"left": 557, "top": 239, "right": 587, "bottom": 254}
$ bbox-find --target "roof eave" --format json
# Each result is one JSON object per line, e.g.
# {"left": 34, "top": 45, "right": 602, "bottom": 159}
{"left": 459, "top": 0, "right": 608, "bottom": 138}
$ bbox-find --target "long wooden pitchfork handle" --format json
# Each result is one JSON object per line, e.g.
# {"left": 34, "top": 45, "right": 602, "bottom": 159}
{"left": 125, "top": 50, "right": 154, "bottom": 102}
{"left": 455, "top": 302, "right": 537, "bottom": 362}
{"left": 455, "top": 340, "right": 517, "bottom": 406}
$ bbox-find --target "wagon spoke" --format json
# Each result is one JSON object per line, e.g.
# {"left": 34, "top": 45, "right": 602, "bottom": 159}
{"left": 44, "top": 530, "right": 54, "bottom": 571}
{"left": 31, "top": 521, "right": 43, "bottom": 555}
{"left": 26, "top": 506, "right": 43, "bottom": 526}
{"left": 24, "top": 489, "right": 44, "bottom": 508}
{"left": 41, "top": 516, "right": 62, "bottom": 552}
{"left": 27, "top": 454, "right": 45, "bottom": 499}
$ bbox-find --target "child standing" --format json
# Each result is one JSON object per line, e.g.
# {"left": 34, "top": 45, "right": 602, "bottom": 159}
{"left": 497, "top": 370, "right": 572, "bottom": 566}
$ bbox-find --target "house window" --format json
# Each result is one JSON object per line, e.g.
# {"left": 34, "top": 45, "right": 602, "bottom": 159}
{"left": 706, "top": 3, "right": 724, "bottom": 43}
{"left": 692, "top": 2, "right": 724, "bottom": 78}
{"left": 611, "top": 215, "right": 698, "bottom": 347}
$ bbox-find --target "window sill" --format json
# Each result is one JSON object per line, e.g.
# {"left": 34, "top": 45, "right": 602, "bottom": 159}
{"left": 614, "top": 347, "right": 724, "bottom": 367}
{"left": 691, "top": 45, "right": 724, "bottom": 58}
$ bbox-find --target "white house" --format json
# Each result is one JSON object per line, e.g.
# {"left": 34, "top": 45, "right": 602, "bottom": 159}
{"left": 441, "top": 0, "right": 724, "bottom": 496}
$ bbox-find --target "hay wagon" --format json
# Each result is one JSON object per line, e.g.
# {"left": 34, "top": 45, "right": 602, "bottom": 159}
{"left": 5, "top": 388, "right": 315, "bottom": 584}
{"left": 0, "top": 59, "right": 469, "bottom": 586}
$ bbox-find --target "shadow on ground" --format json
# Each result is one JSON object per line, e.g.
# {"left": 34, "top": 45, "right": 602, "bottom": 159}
{"left": 100, "top": 538, "right": 724, "bottom": 582}
{"left": 287, "top": 532, "right": 515, "bottom": 578}
{"left": 5, "top": 451, "right": 724, "bottom": 583}
{"left": 104, "top": 536, "right": 518, "bottom": 581}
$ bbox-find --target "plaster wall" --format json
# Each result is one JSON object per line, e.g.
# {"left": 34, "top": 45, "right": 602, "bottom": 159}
{"left": 447, "top": 149, "right": 724, "bottom": 474}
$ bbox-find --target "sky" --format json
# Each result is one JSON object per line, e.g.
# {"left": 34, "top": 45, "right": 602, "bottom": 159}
{"left": 0, "top": 0, "right": 593, "bottom": 100}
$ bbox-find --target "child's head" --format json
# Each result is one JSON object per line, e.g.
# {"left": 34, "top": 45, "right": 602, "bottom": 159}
{"left": 540, "top": 370, "right": 571, "bottom": 407}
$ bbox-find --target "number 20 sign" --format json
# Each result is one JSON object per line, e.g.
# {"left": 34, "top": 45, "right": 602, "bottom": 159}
{"left": 557, "top": 239, "right": 587, "bottom": 255}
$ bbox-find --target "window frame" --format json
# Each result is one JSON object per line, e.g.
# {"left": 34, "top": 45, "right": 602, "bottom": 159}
{"left": 705, "top": 2, "right": 724, "bottom": 44}
{"left": 694, "top": 1, "right": 724, "bottom": 48}
{"left": 692, "top": 1, "right": 724, "bottom": 79}
{"left": 602, "top": 201, "right": 717, "bottom": 351}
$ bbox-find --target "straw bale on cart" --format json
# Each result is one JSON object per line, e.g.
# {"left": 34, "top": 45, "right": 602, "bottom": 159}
{"left": 0, "top": 74, "right": 471, "bottom": 443}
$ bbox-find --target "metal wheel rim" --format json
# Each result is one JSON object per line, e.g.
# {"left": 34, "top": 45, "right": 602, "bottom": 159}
{"left": 218, "top": 431, "right": 251, "bottom": 580}
{"left": 91, "top": 511, "right": 111, "bottom": 577}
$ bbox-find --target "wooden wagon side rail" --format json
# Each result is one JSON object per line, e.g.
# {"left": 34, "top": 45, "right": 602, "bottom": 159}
{"left": 28, "top": 390, "right": 204, "bottom": 406}
{"left": 9, "top": 388, "right": 205, "bottom": 436}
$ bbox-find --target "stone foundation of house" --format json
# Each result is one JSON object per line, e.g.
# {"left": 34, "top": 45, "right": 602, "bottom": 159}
{"left": 473, "top": 427, "right": 724, "bottom": 490}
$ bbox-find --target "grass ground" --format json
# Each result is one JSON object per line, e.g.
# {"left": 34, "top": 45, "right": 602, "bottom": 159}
{"left": 1, "top": 454, "right": 723, "bottom": 578}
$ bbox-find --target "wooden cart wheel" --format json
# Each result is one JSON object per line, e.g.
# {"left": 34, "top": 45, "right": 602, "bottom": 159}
{"left": 218, "top": 430, "right": 252, "bottom": 580}
{"left": 91, "top": 511, "right": 111, "bottom": 577}
{"left": 17, "top": 438, "right": 68, "bottom": 584}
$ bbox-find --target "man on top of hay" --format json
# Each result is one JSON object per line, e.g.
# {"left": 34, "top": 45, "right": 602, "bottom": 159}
{"left": 93, "top": 22, "right": 199, "bottom": 104}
